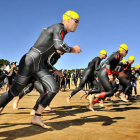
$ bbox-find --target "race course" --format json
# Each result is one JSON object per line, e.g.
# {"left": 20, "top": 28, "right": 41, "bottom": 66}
{"left": 0, "top": 83, "right": 140, "bottom": 140}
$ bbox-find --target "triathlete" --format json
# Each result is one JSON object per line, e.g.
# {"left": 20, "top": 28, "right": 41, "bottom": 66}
{"left": 88, "top": 44, "right": 128, "bottom": 111}
{"left": 0, "top": 10, "right": 82, "bottom": 129}
{"left": 116, "top": 56, "right": 135, "bottom": 102}
{"left": 66, "top": 50, "right": 107, "bottom": 104}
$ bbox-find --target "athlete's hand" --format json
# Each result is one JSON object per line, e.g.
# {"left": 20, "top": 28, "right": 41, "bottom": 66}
{"left": 108, "top": 75, "right": 113, "bottom": 82}
{"left": 55, "top": 69, "right": 63, "bottom": 77}
{"left": 71, "top": 45, "right": 82, "bottom": 53}
{"left": 56, "top": 50, "right": 64, "bottom": 55}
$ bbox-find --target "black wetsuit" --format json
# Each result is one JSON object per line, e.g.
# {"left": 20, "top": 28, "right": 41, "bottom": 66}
{"left": 117, "top": 61, "right": 132, "bottom": 95}
{"left": 96, "top": 51, "right": 122, "bottom": 99}
{"left": 18, "top": 76, "right": 37, "bottom": 99}
{"left": 69, "top": 57, "right": 101, "bottom": 98}
{"left": 17, "top": 51, "right": 61, "bottom": 111}
{"left": 0, "top": 23, "right": 72, "bottom": 109}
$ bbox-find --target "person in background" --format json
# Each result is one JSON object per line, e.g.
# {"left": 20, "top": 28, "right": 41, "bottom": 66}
{"left": 66, "top": 70, "right": 71, "bottom": 90}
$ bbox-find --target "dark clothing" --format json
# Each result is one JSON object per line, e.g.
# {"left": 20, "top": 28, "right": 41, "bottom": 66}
{"left": 60, "top": 72, "right": 66, "bottom": 89}
{"left": 117, "top": 61, "right": 132, "bottom": 95}
{"left": 0, "top": 23, "right": 71, "bottom": 109}
{"left": 53, "top": 72, "right": 61, "bottom": 88}
{"left": 66, "top": 72, "right": 71, "bottom": 89}
{"left": 70, "top": 57, "right": 101, "bottom": 97}
{"left": 72, "top": 71, "right": 79, "bottom": 87}
{"left": 97, "top": 51, "right": 122, "bottom": 98}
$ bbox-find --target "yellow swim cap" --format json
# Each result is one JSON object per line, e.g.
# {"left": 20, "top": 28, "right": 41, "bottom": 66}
{"left": 63, "top": 10, "right": 79, "bottom": 20}
{"left": 119, "top": 44, "right": 128, "bottom": 51}
{"left": 135, "top": 64, "right": 140, "bottom": 69}
{"left": 121, "top": 60, "right": 127, "bottom": 63}
{"left": 128, "top": 56, "right": 135, "bottom": 61}
{"left": 100, "top": 50, "right": 107, "bottom": 55}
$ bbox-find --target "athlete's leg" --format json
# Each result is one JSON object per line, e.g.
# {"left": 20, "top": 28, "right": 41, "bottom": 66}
{"left": 19, "top": 83, "right": 34, "bottom": 99}
{"left": 88, "top": 77, "right": 101, "bottom": 95}
{"left": 91, "top": 68, "right": 114, "bottom": 105}
{"left": 0, "top": 54, "right": 34, "bottom": 113}
{"left": 32, "top": 80, "right": 45, "bottom": 111}
{"left": 118, "top": 76, "right": 131, "bottom": 95}
{"left": 31, "top": 68, "right": 58, "bottom": 128}
{"left": 13, "top": 83, "right": 34, "bottom": 110}
{"left": 67, "top": 73, "right": 88, "bottom": 103}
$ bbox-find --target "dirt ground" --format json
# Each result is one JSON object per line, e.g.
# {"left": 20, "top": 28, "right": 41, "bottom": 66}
{"left": 0, "top": 82, "right": 140, "bottom": 140}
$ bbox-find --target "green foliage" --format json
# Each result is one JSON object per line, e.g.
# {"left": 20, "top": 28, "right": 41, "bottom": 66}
{"left": 0, "top": 59, "right": 10, "bottom": 68}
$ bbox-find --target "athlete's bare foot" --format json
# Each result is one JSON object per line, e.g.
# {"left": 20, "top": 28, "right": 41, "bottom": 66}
{"left": 66, "top": 97, "right": 71, "bottom": 104}
{"left": 99, "top": 103, "right": 106, "bottom": 108}
{"left": 0, "top": 107, "right": 4, "bottom": 114}
{"left": 31, "top": 115, "right": 53, "bottom": 129}
{"left": 87, "top": 94, "right": 94, "bottom": 102}
{"left": 80, "top": 92, "right": 87, "bottom": 99}
{"left": 99, "top": 99, "right": 106, "bottom": 108}
{"left": 13, "top": 100, "right": 18, "bottom": 110}
{"left": 30, "top": 110, "right": 36, "bottom": 116}
{"left": 86, "top": 105, "right": 96, "bottom": 112}
{"left": 44, "top": 106, "right": 52, "bottom": 111}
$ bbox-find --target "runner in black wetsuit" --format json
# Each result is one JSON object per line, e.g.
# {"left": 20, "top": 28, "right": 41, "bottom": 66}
{"left": 116, "top": 56, "right": 135, "bottom": 102}
{"left": 13, "top": 51, "right": 61, "bottom": 114}
{"left": 0, "top": 10, "right": 82, "bottom": 128}
{"left": 88, "top": 44, "right": 129, "bottom": 111}
{"left": 66, "top": 50, "right": 107, "bottom": 104}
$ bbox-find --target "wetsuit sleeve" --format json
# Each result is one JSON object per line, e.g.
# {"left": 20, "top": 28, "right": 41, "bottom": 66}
{"left": 53, "top": 26, "right": 72, "bottom": 53}
{"left": 95, "top": 58, "right": 101, "bottom": 71}
{"left": 106, "top": 53, "right": 120, "bottom": 75}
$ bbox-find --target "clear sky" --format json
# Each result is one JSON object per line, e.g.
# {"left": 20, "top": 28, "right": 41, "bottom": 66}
{"left": 0, "top": 0, "right": 140, "bottom": 70}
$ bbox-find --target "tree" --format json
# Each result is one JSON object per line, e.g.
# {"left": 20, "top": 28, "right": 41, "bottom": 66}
{"left": 0, "top": 59, "right": 10, "bottom": 68}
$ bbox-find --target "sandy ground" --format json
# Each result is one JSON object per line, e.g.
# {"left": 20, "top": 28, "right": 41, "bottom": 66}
{"left": 0, "top": 83, "right": 140, "bottom": 140}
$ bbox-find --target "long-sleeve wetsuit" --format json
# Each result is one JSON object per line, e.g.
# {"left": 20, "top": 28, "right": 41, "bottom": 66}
{"left": 117, "top": 61, "right": 132, "bottom": 95}
{"left": 95, "top": 51, "right": 122, "bottom": 100}
{"left": 0, "top": 23, "right": 72, "bottom": 109}
{"left": 69, "top": 57, "right": 101, "bottom": 98}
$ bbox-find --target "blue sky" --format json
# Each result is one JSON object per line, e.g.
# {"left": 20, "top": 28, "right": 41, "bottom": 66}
{"left": 0, "top": 0, "right": 140, "bottom": 70}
